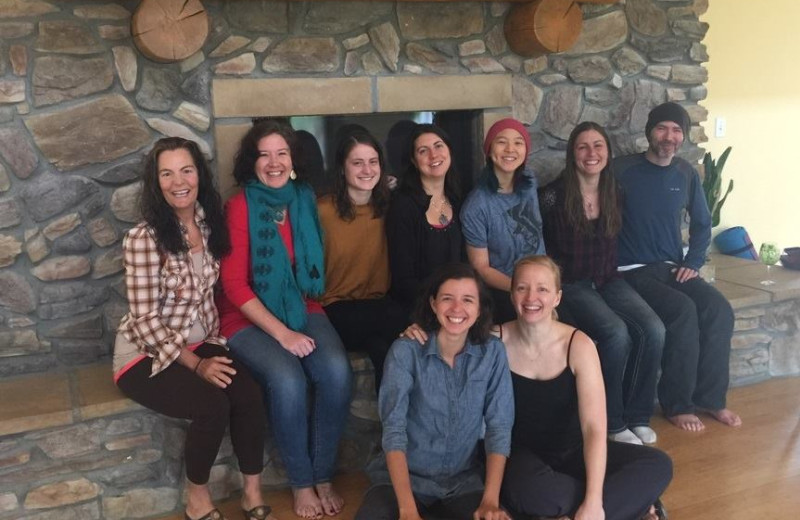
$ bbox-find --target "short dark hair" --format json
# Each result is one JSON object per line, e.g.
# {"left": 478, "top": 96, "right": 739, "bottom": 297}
{"left": 232, "top": 119, "right": 297, "bottom": 187}
{"left": 140, "top": 137, "right": 230, "bottom": 259}
{"left": 332, "top": 131, "right": 391, "bottom": 221}
{"left": 412, "top": 263, "right": 494, "bottom": 344}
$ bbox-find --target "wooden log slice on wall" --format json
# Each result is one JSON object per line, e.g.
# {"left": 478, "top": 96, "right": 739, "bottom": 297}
{"left": 132, "top": 0, "right": 208, "bottom": 63}
{"left": 504, "top": 0, "right": 583, "bottom": 57}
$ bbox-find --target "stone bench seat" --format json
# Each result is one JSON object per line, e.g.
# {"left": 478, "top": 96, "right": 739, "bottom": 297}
{"left": 2, "top": 253, "right": 799, "bottom": 519}
{"left": 0, "top": 352, "right": 380, "bottom": 519}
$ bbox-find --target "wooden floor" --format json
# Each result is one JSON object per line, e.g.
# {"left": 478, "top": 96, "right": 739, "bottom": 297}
{"left": 160, "top": 377, "right": 800, "bottom": 520}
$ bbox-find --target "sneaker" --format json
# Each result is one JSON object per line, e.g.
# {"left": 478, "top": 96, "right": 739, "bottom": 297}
{"left": 632, "top": 426, "right": 658, "bottom": 444}
{"left": 608, "top": 428, "right": 643, "bottom": 445}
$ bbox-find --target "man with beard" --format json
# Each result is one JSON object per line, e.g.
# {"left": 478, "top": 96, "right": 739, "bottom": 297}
{"left": 613, "top": 102, "right": 741, "bottom": 433}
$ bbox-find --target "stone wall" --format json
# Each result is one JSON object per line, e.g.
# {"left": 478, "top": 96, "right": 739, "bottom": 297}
{"left": 0, "top": 0, "right": 711, "bottom": 376}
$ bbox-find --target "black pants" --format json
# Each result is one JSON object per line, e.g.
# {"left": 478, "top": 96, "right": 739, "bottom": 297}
{"left": 501, "top": 441, "right": 672, "bottom": 520}
{"left": 355, "top": 484, "right": 483, "bottom": 520}
{"left": 117, "top": 343, "right": 266, "bottom": 484}
{"left": 624, "top": 263, "right": 734, "bottom": 416}
{"left": 324, "top": 296, "right": 408, "bottom": 390}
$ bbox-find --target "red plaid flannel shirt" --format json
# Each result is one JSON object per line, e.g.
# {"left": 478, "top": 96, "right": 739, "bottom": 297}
{"left": 118, "top": 204, "right": 225, "bottom": 376}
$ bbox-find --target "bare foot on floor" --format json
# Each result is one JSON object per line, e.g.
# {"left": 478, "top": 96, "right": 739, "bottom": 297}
{"left": 292, "top": 487, "right": 323, "bottom": 519}
{"left": 702, "top": 407, "right": 742, "bottom": 427}
{"left": 315, "top": 482, "right": 344, "bottom": 516}
{"left": 667, "top": 413, "right": 705, "bottom": 431}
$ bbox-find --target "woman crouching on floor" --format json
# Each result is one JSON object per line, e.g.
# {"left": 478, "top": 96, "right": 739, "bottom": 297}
{"left": 498, "top": 255, "right": 672, "bottom": 520}
{"left": 356, "top": 263, "right": 514, "bottom": 520}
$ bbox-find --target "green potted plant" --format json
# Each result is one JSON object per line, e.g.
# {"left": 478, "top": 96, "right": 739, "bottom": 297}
{"left": 699, "top": 146, "right": 734, "bottom": 282}
{"left": 702, "top": 146, "right": 734, "bottom": 228}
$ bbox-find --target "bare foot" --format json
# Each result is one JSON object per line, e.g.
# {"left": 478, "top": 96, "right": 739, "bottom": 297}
{"left": 667, "top": 413, "right": 705, "bottom": 432}
{"left": 292, "top": 487, "right": 323, "bottom": 519}
{"left": 315, "top": 482, "right": 344, "bottom": 516}
{"left": 702, "top": 407, "right": 742, "bottom": 427}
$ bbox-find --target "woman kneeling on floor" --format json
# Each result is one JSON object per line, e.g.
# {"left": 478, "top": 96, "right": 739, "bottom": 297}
{"left": 356, "top": 263, "right": 514, "bottom": 520}
{"left": 114, "top": 138, "right": 276, "bottom": 520}
{"left": 499, "top": 255, "right": 672, "bottom": 520}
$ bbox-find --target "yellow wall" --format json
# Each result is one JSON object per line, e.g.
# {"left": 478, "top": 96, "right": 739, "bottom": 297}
{"left": 703, "top": 0, "right": 800, "bottom": 250}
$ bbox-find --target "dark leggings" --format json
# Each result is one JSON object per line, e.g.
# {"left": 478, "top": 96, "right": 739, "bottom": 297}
{"left": 117, "top": 343, "right": 266, "bottom": 484}
{"left": 355, "top": 484, "right": 483, "bottom": 520}
{"left": 501, "top": 441, "right": 672, "bottom": 520}
{"left": 324, "top": 296, "right": 407, "bottom": 390}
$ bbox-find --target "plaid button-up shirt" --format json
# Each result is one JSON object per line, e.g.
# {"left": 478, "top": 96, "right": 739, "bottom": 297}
{"left": 118, "top": 204, "right": 225, "bottom": 377}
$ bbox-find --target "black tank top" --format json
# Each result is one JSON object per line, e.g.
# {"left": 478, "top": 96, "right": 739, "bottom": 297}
{"left": 510, "top": 329, "right": 583, "bottom": 456}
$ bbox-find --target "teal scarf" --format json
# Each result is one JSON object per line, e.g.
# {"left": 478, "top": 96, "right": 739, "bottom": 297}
{"left": 244, "top": 180, "right": 325, "bottom": 331}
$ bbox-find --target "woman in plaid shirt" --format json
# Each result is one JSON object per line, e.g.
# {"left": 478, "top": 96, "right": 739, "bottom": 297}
{"left": 538, "top": 122, "right": 665, "bottom": 447}
{"left": 113, "top": 138, "right": 275, "bottom": 520}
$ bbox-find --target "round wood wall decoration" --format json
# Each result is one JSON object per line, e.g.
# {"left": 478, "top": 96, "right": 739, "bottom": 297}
{"left": 132, "top": 0, "right": 209, "bottom": 63}
{"left": 504, "top": 0, "right": 583, "bottom": 58}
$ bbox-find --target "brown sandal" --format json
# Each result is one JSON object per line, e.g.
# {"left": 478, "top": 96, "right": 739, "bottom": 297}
{"left": 185, "top": 508, "right": 225, "bottom": 520}
{"left": 242, "top": 505, "right": 272, "bottom": 520}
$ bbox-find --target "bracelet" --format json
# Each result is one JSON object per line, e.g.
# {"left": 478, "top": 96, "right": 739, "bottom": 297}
{"left": 193, "top": 358, "right": 204, "bottom": 373}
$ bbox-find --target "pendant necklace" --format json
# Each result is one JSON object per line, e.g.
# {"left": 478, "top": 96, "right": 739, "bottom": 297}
{"left": 435, "top": 196, "right": 450, "bottom": 225}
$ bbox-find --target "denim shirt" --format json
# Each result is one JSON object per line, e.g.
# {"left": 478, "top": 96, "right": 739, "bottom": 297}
{"left": 370, "top": 335, "right": 514, "bottom": 499}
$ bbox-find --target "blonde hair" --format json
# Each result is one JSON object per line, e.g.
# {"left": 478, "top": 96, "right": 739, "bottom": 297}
{"left": 511, "top": 255, "right": 562, "bottom": 320}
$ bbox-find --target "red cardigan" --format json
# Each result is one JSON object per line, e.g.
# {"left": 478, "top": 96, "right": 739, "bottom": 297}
{"left": 217, "top": 191, "right": 323, "bottom": 338}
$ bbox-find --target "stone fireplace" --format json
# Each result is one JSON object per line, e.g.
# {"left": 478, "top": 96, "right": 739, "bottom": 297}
{"left": 1, "top": 0, "right": 715, "bottom": 375}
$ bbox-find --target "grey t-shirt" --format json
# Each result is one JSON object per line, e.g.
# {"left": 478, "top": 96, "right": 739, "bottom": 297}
{"left": 461, "top": 177, "right": 545, "bottom": 277}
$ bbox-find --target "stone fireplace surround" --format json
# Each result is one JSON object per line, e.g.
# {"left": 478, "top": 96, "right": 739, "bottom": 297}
{"left": 1, "top": 0, "right": 720, "bottom": 378}
{"left": 212, "top": 74, "right": 513, "bottom": 199}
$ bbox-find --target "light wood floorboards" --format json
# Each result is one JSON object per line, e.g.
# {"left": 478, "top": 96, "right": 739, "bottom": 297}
{"left": 160, "top": 376, "right": 800, "bottom": 520}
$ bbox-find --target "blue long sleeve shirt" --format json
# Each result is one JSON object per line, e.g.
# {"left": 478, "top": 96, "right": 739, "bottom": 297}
{"left": 613, "top": 153, "right": 711, "bottom": 271}
{"left": 370, "top": 335, "right": 514, "bottom": 499}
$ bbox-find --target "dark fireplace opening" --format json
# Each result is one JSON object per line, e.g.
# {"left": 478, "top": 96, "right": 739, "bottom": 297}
{"left": 288, "top": 109, "right": 483, "bottom": 198}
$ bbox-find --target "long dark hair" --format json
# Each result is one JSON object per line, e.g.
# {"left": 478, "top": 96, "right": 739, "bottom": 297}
{"left": 232, "top": 118, "right": 297, "bottom": 187}
{"left": 562, "top": 121, "right": 621, "bottom": 237}
{"left": 412, "top": 263, "right": 493, "bottom": 344}
{"left": 140, "top": 137, "right": 230, "bottom": 259}
{"left": 401, "top": 124, "right": 461, "bottom": 206}
{"left": 332, "top": 131, "right": 391, "bottom": 221}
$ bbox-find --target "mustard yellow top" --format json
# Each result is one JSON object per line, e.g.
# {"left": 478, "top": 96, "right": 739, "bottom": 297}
{"left": 317, "top": 195, "right": 390, "bottom": 306}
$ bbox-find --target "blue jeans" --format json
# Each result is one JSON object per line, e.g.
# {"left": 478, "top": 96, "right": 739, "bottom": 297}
{"left": 228, "top": 313, "right": 353, "bottom": 487}
{"left": 560, "top": 278, "right": 665, "bottom": 432}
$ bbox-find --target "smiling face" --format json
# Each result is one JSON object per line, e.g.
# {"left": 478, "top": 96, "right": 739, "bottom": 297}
{"left": 573, "top": 129, "right": 609, "bottom": 178}
{"left": 158, "top": 148, "right": 199, "bottom": 217}
{"left": 344, "top": 143, "right": 381, "bottom": 201}
{"left": 430, "top": 277, "right": 480, "bottom": 337}
{"left": 412, "top": 132, "right": 451, "bottom": 181}
{"left": 254, "top": 133, "right": 293, "bottom": 188}
{"left": 489, "top": 128, "right": 527, "bottom": 175}
{"left": 647, "top": 121, "right": 684, "bottom": 163}
{"left": 511, "top": 263, "right": 562, "bottom": 324}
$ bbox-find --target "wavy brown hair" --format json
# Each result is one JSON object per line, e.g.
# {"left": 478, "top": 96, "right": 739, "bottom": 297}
{"left": 562, "top": 121, "right": 621, "bottom": 238}
{"left": 232, "top": 118, "right": 297, "bottom": 187}
{"left": 332, "top": 131, "right": 391, "bottom": 221}
{"left": 140, "top": 137, "right": 230, "bottom": 259}
{"left": 400, "top": 124, "right": 461, "bottom": 207}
